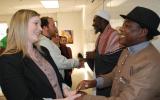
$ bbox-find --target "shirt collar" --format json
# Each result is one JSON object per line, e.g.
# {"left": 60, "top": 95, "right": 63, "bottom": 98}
{"left": 128, "top": 41, "right": 149, "bottom": 54}
{"left": 41, "top": 33, "right": 51, "bottom": 40}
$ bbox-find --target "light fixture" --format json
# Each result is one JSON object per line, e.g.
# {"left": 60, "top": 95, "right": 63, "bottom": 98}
{"left": 75, "top": 5, "right": 86, "bottom": 9}
{"left": 90, "top": 0, "right": 95, "bottom": 3}
{"left": 106, "top": 0, "right": 127, "bottom": 7}
{"left": 41, "top": 0, "right": 59, "bottom": 8}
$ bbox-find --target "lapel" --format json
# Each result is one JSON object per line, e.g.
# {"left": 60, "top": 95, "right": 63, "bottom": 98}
{"left": 119, "top": 49, "right": 130, "bottom": 65}
{"left": 23, "top": 54, "right": 54, "bottom": 91}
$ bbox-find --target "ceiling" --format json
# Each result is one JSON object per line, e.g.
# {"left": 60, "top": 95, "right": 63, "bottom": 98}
{"left": 0, "top": 0, "right": 93, "bottom": 15}
{"left": 0, "top": 0, "right": 159, "bottom": 16}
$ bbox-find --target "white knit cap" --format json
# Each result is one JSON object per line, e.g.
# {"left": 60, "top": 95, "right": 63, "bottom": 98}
{"left": 95, "top": 10, "right": 111, "bottom": 21}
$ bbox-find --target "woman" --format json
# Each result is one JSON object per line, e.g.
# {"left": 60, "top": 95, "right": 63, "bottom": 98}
{"left": 0, "top": 9, "right": 80, "bottom": 100}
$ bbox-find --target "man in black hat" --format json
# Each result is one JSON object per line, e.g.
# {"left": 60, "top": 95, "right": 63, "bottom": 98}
{"left": 75, "top": 6, "right": 160, "bottom": 100}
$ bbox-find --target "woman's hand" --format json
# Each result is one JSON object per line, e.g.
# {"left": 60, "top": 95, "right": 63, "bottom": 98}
{"left": 63, "top": 94, "right": 81, "bottom": 100}
{"left": 62, "top": 83, "right": 76, "bottom": 97}
{"left": 44, "top": 93, "right": 81, "bottom": 100}
{"left": 64, "top": 89, "right": 77, "bottom": 97}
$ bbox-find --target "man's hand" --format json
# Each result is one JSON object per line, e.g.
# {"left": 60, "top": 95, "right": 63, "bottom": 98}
{"left": 63, "top": 89, "right": 85, "bottom": 100}
{"left": 76, "top": 80, "right": 97, "bottom": 91}
{"left": 76, "top": 91, "right": 87, "bottom": 95}
{"left": 78, "top": 59, "right": 85, "bottom": 68}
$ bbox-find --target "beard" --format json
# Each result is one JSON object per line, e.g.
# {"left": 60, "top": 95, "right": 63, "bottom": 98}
{"left": 94, "top": 27, "right": 101, "bottom": 34}
{"left": 95, "top": 28, "right": 103, "bottom": 34}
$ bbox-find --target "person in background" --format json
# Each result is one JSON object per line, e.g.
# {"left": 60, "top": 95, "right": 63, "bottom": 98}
{"left": 51, "top": 32, "right": 60, "bottom": 47}
{"left": 0, "top": 9, "right": 81, "bottom": 100}
{"left": 77, "top": 53, "right": 85, "bottom": 66}
{"left": 59, "top": 36, "right": 73, "bottom": 87}
{"left": 85, "top": 10, "right": 123, "bottom": 96}
{"left": 76, "top": 6, "right": 160, "bottom": 100}
{"left": 0, "top": 28, "right": 8, "bottom": 54}
{"left": 39, "top": 17, "right": 83, "bottom": 79}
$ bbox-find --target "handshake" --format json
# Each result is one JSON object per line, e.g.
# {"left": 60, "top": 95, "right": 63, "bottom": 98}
{"left": 76, "top": 80, "right": 96, "bottom": 91}
{"left": 63, "top": 79, "right": 96, "bottom": 100}
{"left": 71, "top": 80, "right": 96, "bottom": 100}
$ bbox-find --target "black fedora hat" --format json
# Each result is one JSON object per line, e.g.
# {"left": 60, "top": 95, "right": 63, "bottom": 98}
{"left": 120, "top": 6, "right": 160, "bottom": 36}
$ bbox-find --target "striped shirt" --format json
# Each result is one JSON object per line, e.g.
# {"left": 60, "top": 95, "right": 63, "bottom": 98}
{"left": 96, "top": 24, "right": 121, "bottom": 55}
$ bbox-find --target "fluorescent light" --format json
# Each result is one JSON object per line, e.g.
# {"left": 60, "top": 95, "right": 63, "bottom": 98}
{"left": 75, "top": 5, "right": 86, "bottom": 9}
{"left": 14, "top": 5, "right": 42, "bottom": 9}
{"left": 41, "top": 0, "right": 59, "bottom": 8}
{"left": 106, "top": 0, "right": 127, "bottom": 7}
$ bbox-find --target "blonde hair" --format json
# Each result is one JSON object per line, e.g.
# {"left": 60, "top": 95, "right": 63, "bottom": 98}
{"left": 2, "top": 9, "right": 40, "bottom": 56}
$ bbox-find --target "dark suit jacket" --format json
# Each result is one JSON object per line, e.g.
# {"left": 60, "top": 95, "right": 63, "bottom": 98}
{"left": 59, "top": 44, "right": 73, "bottom": 87}
{"left": 0, "top": 47, "right": 64, "bottom": 100}
{"left": 59, "top": 44, "right": 72, "bottom": 59}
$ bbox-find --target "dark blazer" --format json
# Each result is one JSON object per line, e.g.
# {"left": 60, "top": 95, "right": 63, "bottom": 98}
{"left": 0, "top": 47, "right": 64, "bottom": 100}
{"left": 59, "top": 44, "right": 73, "bottom": 87}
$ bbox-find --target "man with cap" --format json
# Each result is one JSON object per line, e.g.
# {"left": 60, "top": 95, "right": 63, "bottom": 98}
{"left": 76, "top": 6, "right": 160, "bottom": 100}
{"left": 85, "top": 10, "right": 123, "bottom": 96}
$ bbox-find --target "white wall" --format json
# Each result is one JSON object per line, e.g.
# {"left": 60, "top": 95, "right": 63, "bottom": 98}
{"left": 57, "top": 11, "right": 83, "bottom": 58}
{"left": 0, "top": 15, "right": 11, "bottom": 24}
{"left": 81, "top": 1, "right": 104, "bottom": 56}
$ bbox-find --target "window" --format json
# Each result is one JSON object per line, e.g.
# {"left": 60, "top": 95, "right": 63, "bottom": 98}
{"left": 0, "top": 23, "right": 8, "bottom": 40}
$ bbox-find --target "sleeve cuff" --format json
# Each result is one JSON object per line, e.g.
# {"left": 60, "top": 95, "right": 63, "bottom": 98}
{"left": 62, "top": 83, "right": 71, "bottom": 90}
{"left": 96, "top": 77, "right": 105, "bottom": 89}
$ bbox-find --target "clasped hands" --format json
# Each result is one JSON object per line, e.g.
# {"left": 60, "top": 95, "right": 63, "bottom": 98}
{"left": 62, "top": 80, "right": 96, "bottom": 100}
{"left": 76, "top": 80, "right": 96, "bottom": 91}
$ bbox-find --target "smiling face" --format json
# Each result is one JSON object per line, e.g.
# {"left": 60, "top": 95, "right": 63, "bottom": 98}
{"left": 119, "top": 19, "right": 147, "bottom": 47}
{"left": 28, "top": 16, "right": 42, "bottom": 44}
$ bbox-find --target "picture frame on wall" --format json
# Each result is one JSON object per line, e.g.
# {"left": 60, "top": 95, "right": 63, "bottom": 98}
{"left": 61, "top": 30, "right": 73, "bottom": 44}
